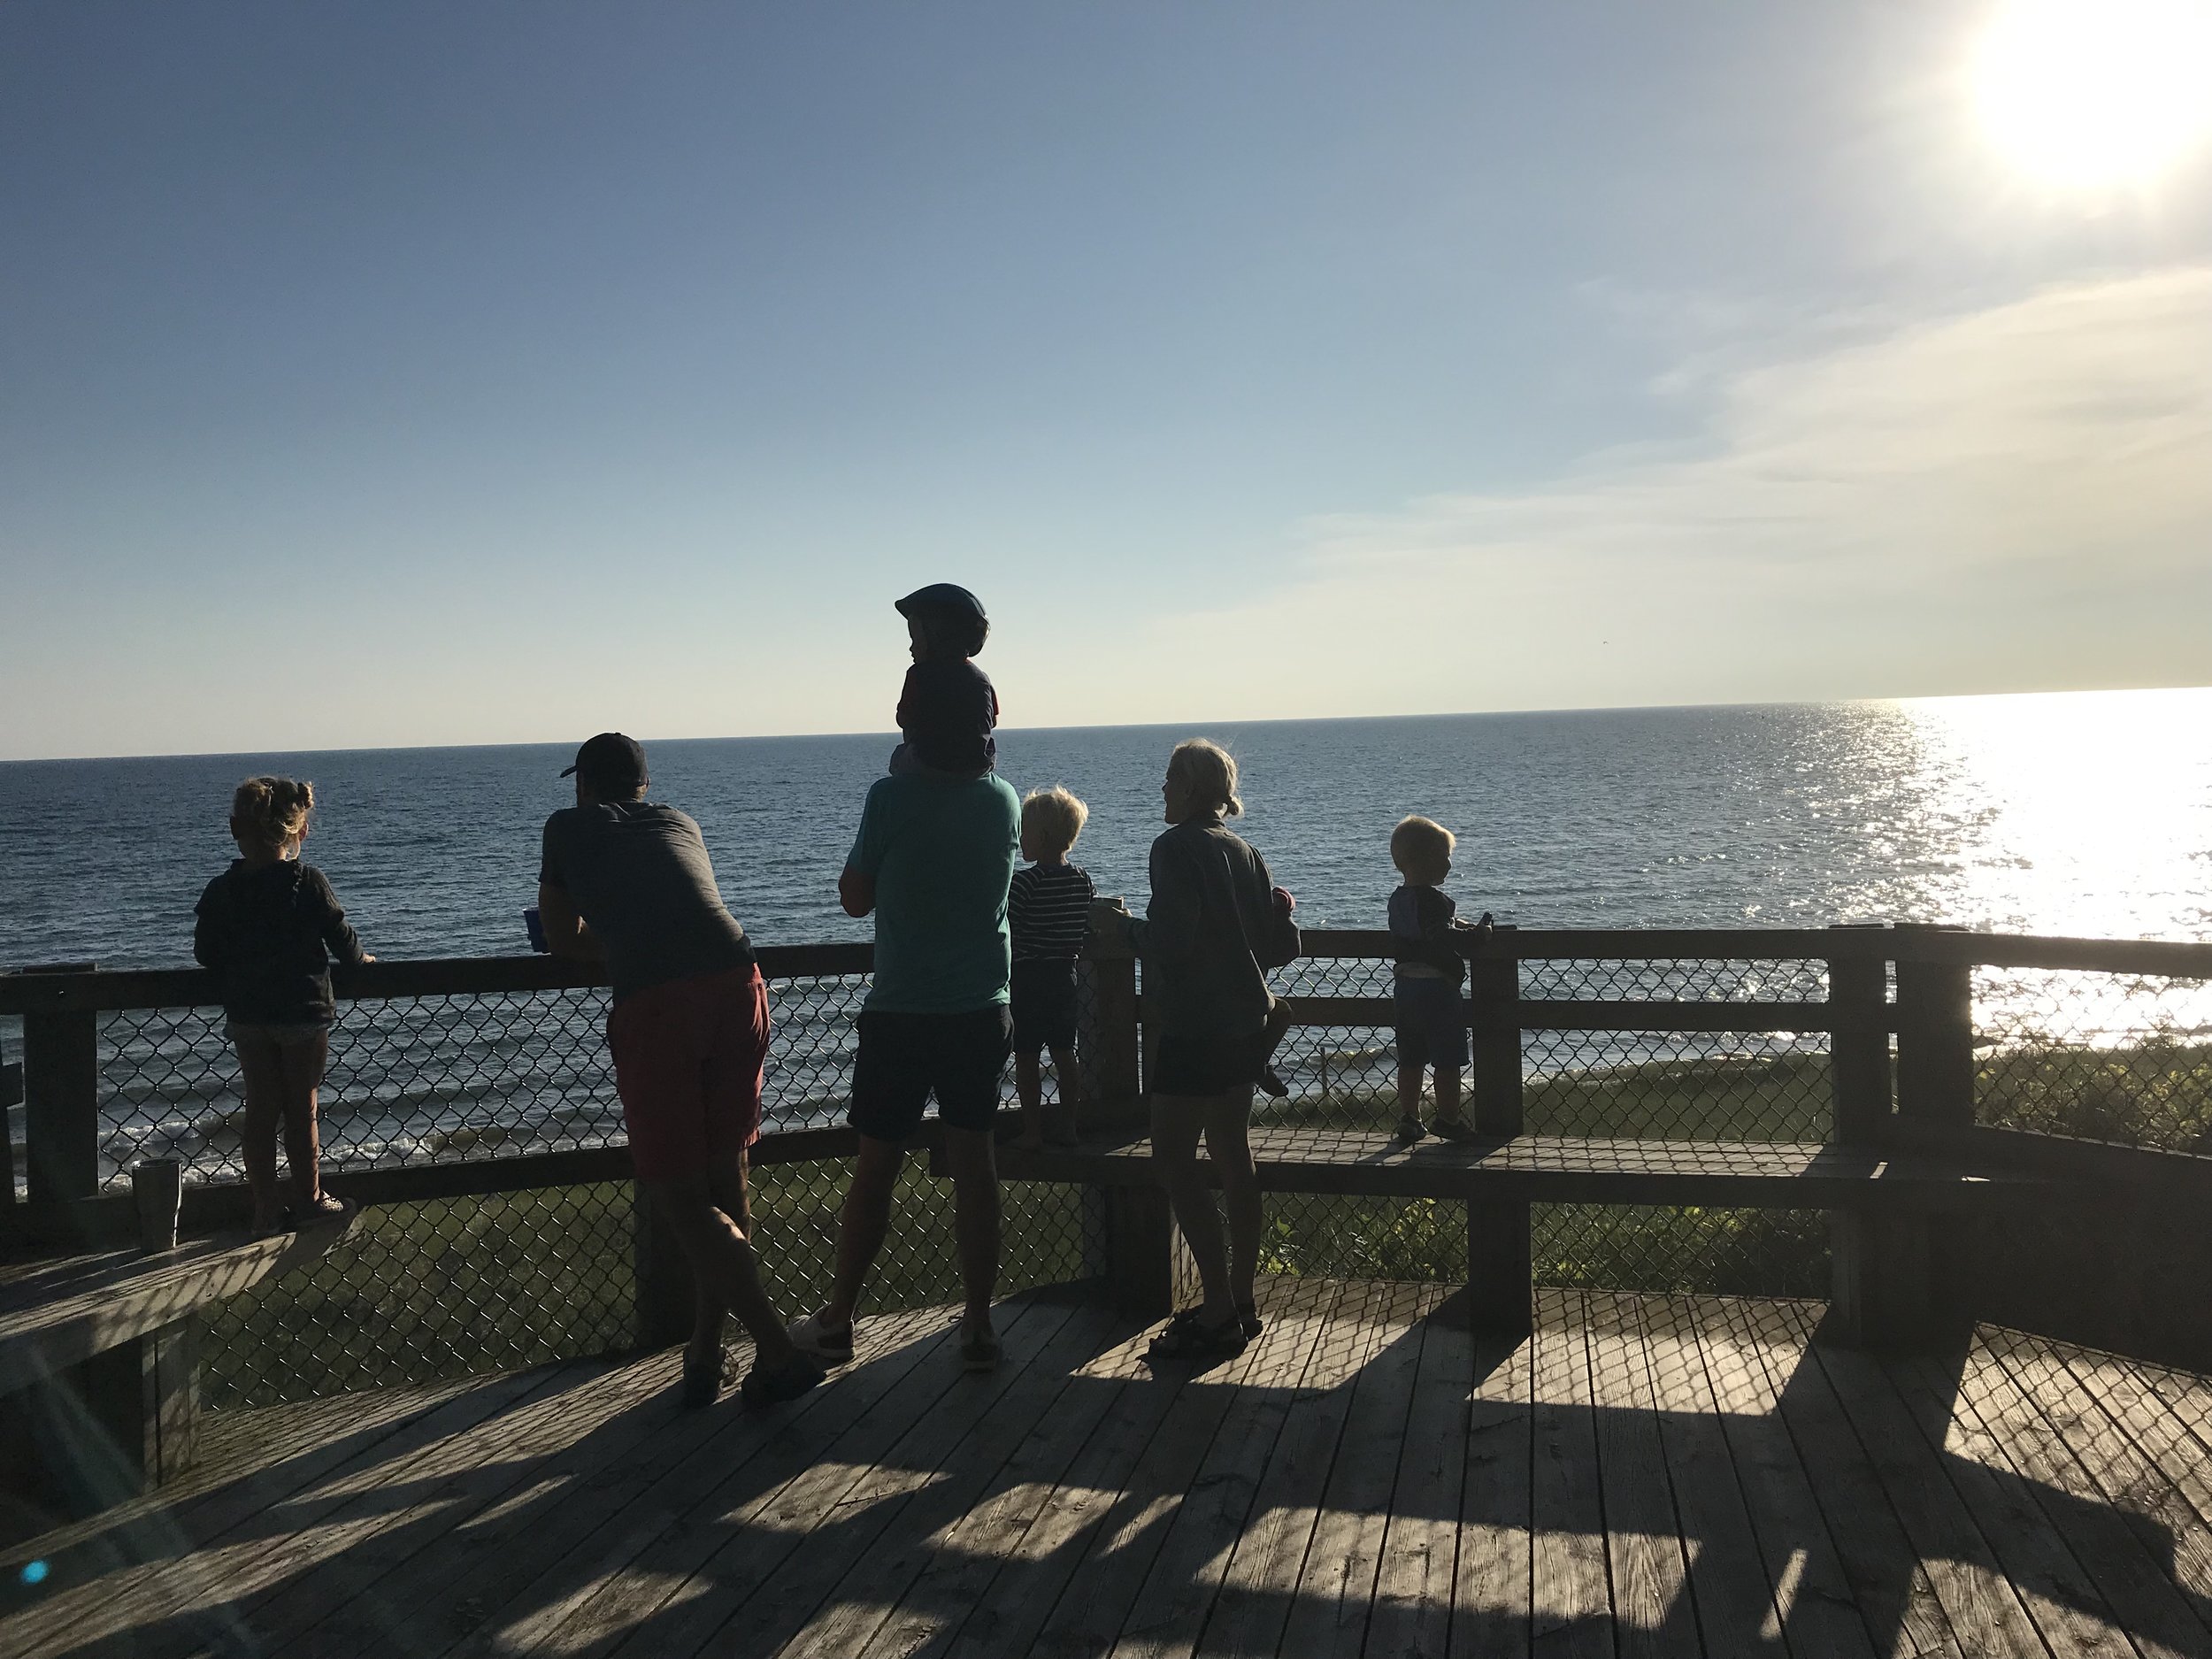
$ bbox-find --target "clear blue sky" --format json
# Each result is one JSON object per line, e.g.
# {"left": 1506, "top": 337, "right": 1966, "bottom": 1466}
{"left": 4, "top": 1, "right": 2208, "bottom": 758}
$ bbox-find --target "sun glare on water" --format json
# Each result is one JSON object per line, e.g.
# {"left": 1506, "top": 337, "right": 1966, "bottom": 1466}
{"left": 1971, "top": 0, "right": 2212, "bottom": 189}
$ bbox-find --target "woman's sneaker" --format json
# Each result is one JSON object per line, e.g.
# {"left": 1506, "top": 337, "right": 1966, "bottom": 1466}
{"left": 786, "top": 1313, "right": 855, "bottom": 1366}
{"left": 1235, "top": 1300, "right": 1263, "bottom": 1341}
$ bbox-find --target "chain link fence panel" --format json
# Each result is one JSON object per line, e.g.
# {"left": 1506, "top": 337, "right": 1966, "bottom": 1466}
{"left": 1972, "top": 968, "right": 2212, "bottom": 1154}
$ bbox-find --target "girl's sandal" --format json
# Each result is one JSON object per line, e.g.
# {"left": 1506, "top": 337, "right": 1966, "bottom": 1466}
{"left": 296, "top": 1194, "right": 356, "bottom": 1228}
{"left": 1146, "top": 1309, "right": 1248, "bottom": 1363}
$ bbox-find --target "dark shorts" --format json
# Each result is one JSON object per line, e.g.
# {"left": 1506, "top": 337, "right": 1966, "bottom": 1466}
{"left": 608, "top": 964, "right": 770, "bottom": 1182}
{"left": 1150, "top": 1025, "right": 1271, "bottom": 1097}
{"left": 1394, "top": 978, "right": 1469, "bottom": 1071}
{"left": 850, "top": 1005, "right": 1014, "bottom": 1141}
{"left": 1010, "top": 958, "right": 1079, "bottom": 1055}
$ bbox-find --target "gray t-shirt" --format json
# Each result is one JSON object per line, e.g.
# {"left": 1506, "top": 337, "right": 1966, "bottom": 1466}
{"left": 1128, "top": 817, "right": 1278, "bottom": 1040}
{"left": 538, "top": 803, "right": 755, "bottom": 1002}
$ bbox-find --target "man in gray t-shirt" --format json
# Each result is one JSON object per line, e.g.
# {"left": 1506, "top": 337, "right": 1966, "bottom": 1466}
{"left": 536, "top": 733, "right": 819, "bottom": 1409}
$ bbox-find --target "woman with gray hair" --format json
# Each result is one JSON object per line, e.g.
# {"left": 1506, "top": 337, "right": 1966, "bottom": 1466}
{"left": 1120, "top": 738, "right": 1294, "bottom": 1363}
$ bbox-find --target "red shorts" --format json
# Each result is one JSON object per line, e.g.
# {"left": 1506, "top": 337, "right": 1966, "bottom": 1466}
{"left": 607, "top": 964, "right": 770, "bottom": 1182}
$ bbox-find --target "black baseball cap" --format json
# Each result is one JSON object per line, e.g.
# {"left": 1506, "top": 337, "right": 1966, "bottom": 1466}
{"left": 560, "top": 733, "right": 648, "bottom": 793}
{"left": 895, "top": 583, "right": 987, "bottom": 623}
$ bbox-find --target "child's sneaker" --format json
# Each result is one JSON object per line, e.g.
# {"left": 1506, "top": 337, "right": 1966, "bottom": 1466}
{"left": 1428, "top": 1117, "right": 1483, "bottom": 1143}
{"left": 1392, "top": 1117, "right": 1426, "bottom": 1146}
{"left": 786, "top": 1312, "right": 855, "bottom": 1365}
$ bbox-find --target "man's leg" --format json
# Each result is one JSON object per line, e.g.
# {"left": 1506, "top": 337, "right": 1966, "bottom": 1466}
{"left": 819, "top": 1134, "right": 904, "bottom": 1329}
{"left": 941, "top": 1126, "right": 1001, "bottom": 1336}
{"left": 643, "top": 1153, "right": 799, "bottom": 1367}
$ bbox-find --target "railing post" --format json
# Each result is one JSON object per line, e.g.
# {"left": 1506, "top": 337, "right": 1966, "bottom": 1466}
{"left": 1466, "top": 927, "right": 1530, "bottom": 1337}
{"left": 1829, "top": 924, "right": 1969, "bottom": 1349}
{"left": 1826, "top": 923, "right": 1893, "bottom": 1146}
{"left": 1893, "top": 925, "right": 1975, "bottom": 1130}
{"left": 22, "top": 964, "right": 100, "bottom": 1216}
{"left": 1081, "top": 934, "right": 1171, "bottom": 1317}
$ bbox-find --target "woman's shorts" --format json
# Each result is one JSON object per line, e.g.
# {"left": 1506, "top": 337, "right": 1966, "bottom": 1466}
{"left": 608, "top": 964, "right": 771, "bottom": 1182}
{"left": 1150, "top": 1025, "right": 1271, "bottom": 1097}
{"left": 1010, "top": 958, "right": 1079, "bottom": 1055}
{"left": 226, "top": 1020, "right": 329, "bottom": 1048}
{"left": 850, "top": 1005, "right": 1014, "bottom": 1141}
{"left": 1394, "top": 978, "right": 1469, "bottom": 1071}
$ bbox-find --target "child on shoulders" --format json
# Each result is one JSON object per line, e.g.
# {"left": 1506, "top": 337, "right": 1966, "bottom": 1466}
{"left": 1387, "top": 814, "right": 1493, "bottom": 1145}
{"left": 1009, "top": 786, "right": 1094, "bottom": 1148}
{"left": 193, "top": 777, "right": 372, "bottom": 1237}
{"left": 888, "top": 583, "right": 998, "bottom": 779}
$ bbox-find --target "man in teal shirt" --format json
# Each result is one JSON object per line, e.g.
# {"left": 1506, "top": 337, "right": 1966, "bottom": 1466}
{"left": 788, "top": 769, "right": 1022, "bottom": 1371}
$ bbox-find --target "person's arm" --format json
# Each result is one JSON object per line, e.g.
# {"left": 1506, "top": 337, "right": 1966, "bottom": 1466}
{"left": 303, "top": 869, "right": 371, "bottom": 965}
{"left": 840, "top": 783, "right": 887, "bottom": 918}
{"left": 537, "top": 880, "right": 602, "bottom": 961}
{"left": 1126, "top": 837, "right": 1202, "bottom": 962}
{"left": 839, "top": 869, "right": 876, "bottom": 918}
{"left": 191, "top": 887, "right": 226, "bottom": 971}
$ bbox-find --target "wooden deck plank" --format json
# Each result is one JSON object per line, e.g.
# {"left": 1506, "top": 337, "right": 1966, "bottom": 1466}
{"left": 1528, "top": 1289, "right": 1611, "bottom": 1659}
{"left": 1634, "top": 1296, "right": 1788, "bottom": 1655}
{"left": 1364, "top": 1293, "right": 1477, "bottom": 1659}
{"left": 2, "top": 1360, "right": 571, "bottom": 1657}
{"left": 1023, "top": 1283, "right": 1395, "bottom": 1659}
{"left": 1194, "top": 1278, "right": 1393, "bottom": 1659}
{"left": 1581, "top": 1293, "right": 1698, "bottom": 1659}
{"left": 594, "top": 1295, "right": 1079, "bottom": 1659}
{"left": 1279, "top": 1279, "right": 1440, "bottom": 1659}
{"left": 1963, "top": 1334, "right": 2212, "bottom": 1658}
{"left": 2047, "top": 1345, "right": 2212, "bottom": 1543}
{"left": 849, "top": 1282, "right": 1259, "bottom": 1659}
{"left": 447, "top": 1302, "right": 956, "bottom": 1659}
{"left": 772, "top": 1299, "right": 1127, "bottom": 1658}
{"left": 1106, "top": 1279, "right": 1347, "bottom": 1659}
{"left": 1448, "top": 1322, "right": 1532, "bottom": 1659}
{"left": 1679, "top": 1299, "right": 1878, "bottom": 1659}
{"left": 1730, "top": 1299, "right": 1965, "bottom": 1659}
{"left": 1808, "top": 1338, "right": 2053, "bottom": 1658}
{"left": 933, "top": 1301, "right": 1190, "bottom": 1659}
{"left": 196, "top": 1356, "right": 671, "bottom": 1659}
{"left": 11, "top": 1284, "right": 2212, "bottom": 1659}
{"left": 1879, "top": 1349, "right": 2134, "bottom": 1659}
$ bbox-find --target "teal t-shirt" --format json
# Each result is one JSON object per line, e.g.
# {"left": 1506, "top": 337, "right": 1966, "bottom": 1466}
{"left": 846, "top": 773, "right": 1021, "bottom": 1014}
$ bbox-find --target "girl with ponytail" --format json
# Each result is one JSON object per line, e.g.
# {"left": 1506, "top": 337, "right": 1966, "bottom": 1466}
{"left": 194, "top": 776, "right": 373, "bottom": 1237}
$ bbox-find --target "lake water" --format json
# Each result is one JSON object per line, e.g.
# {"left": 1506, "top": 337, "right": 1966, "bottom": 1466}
{"left": 5, "top": 690, "right": 2210, "bottom": 970}
{"left": 4, "top": 691, "right": 2208, "bottom": 1184}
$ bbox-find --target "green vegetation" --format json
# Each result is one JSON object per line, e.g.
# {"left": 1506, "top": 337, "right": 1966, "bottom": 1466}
{"left": 204, "top": 1038, "right": 2207, "bottom": 1407}
{"left": 1976, "top": 1038, "right": 2212, "bottom": 1154}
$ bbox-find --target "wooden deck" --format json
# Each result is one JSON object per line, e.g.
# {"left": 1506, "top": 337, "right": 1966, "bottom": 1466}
{"left": 4, "top": 1280, "right": 2211, "bottom": 1657}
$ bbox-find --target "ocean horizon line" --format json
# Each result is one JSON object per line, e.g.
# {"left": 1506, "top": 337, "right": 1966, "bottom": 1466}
{"left": 9, "top": 680, "right": 2211, "bottom": 768}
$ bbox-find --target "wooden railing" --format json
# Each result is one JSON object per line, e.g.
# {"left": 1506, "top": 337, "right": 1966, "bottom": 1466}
{"left": 5, "top": 925, "right": 2209, "bottom": 1360}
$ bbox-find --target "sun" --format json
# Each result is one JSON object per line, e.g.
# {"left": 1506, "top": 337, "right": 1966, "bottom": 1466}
{"left": 1970, "top": 0, "right": 2212, "bottom": 189}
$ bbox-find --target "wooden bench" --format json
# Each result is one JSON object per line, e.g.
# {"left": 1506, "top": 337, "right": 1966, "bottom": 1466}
{"left": 973, "top": 1120, "right": 2069, "bottom": 1348}
{"left": 0, "top": 1213, "right": 359, "bottom": 1532}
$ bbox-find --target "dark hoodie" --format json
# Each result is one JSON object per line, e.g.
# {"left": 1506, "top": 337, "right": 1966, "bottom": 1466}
{"left": 193, "top": 860, "right": 367, "bottom": 1025}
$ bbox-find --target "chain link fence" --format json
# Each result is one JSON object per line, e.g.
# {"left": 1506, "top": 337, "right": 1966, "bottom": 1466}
{"left": 1971, "top": 968, "right": 2212, "bottom": 1155}
{"left": 71, "top": 962, "right": 1094, "bottom": 1408}
{"left": 1248, "top": 953, "right": 1837, "bottom": 1296}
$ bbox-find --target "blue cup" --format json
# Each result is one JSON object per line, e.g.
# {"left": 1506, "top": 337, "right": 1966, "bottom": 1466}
{"left": 523, "top": 906, "right": 549, "bottom": 954}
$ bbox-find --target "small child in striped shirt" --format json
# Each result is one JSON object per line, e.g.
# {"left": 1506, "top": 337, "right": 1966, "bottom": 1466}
{"left": 1010, "top": 786, "right": 1096, "bottom": 1148}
